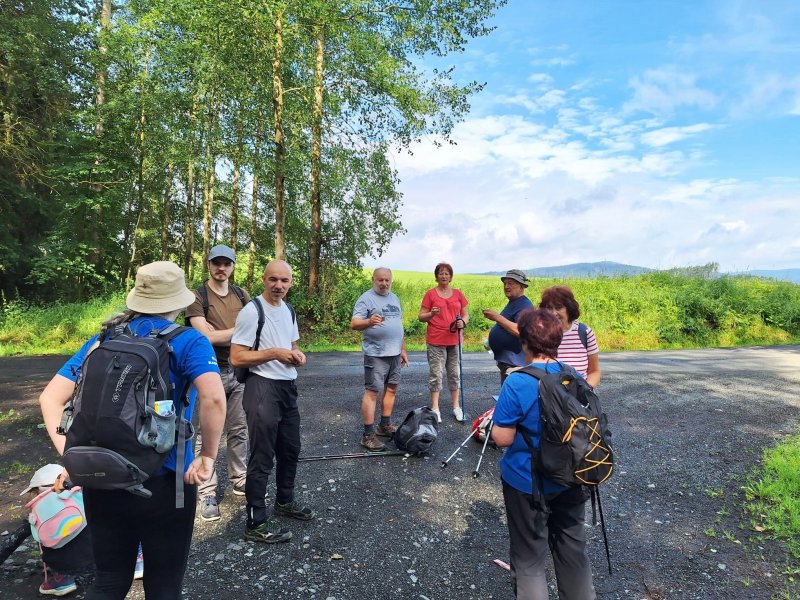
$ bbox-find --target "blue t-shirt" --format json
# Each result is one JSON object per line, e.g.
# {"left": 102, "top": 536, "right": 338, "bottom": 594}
{"left": 487, "top": 295, "right": 534, "bottom": 366}
{"left": 492, "top": 361, "right": 567, "bottom": 496}
{"left": 58, "top": 317, "right": 220, "bottom": 473}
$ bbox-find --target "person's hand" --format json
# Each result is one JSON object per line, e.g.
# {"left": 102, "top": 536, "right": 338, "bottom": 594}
{"left": 53, "top": 471, "right": 69, "bottom": 492}
{"left": 275, "top": 348, "right": 297, "bottom": 365}
{"left": 400, "top": 350, "right": 409, "bottom": 367}
{"left": 456, "top": 317, "right": 465, "bottom": 329}
{"left": 430, "top": 306, "right": 441, "bottom": 316}
{"left": 369, "top": 314, "right": 384, "bottom": 327}
{"left": 184, "top": 456, "right": 215, "bottom": 484}
{"left": 482, "top": 309, "right": 499, "bottom": 322}
{"left": 291, "top": 350, "right": 306, "bottom": 366}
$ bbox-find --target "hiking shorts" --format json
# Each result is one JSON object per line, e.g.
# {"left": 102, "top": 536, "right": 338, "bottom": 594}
{"left": 364, "top": 355, "right": 401, "bottom": 392}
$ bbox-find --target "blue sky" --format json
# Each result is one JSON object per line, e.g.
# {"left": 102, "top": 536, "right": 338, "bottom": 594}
{"left": 368, "top": 0, "right": 800, "bottom": 274}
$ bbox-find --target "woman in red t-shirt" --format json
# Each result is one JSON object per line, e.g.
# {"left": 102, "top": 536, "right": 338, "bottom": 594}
{"left": 418, "top": 262, "right": 469, "bottom": 422}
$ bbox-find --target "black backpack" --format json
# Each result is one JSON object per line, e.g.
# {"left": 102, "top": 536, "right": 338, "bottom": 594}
{"left": 58, "top": 323, "right": 194, "bottom": 508}
{"left": 393, "top": 407, "right": 439, "bottom": 454}
{"left": 516, "top": 363, "right": 614, "bottom": 572}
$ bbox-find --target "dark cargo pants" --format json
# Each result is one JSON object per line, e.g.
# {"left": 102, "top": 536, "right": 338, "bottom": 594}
{"left": 242, "top": 374, "right": 301, "bottom": 527}
{"left": 502, "top": 482, "right": 596, "bottom": 600}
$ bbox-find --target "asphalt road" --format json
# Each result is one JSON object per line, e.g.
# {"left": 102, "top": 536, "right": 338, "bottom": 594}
{"left": 3, "top": 346, "right": 800, "bottom": 599}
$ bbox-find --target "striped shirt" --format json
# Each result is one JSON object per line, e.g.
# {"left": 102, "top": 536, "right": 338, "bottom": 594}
{"left": 557, "top": 321, "right": 599, "bottom": 378}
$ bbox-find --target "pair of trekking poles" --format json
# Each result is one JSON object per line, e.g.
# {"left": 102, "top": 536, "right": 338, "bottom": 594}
{"left": 441, "top": 407, "right": 496, "bottom": 478}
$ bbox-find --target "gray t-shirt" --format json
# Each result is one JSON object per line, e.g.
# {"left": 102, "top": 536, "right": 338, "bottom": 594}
{"left": 352, "top": 289, "right": 404, "bottom": 357}
{"left": 231, "top": 296, "right": 299, "bottom": 381}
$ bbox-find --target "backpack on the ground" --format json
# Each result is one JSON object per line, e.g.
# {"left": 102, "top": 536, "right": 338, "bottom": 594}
{"left": 26, "top": 487, "right": 87, "bottom": 549}
{"left": 471, "top": 407, "right": 495, "bottom": 444}
{"left": 233, "top": 299, "right": 296, "bottom": 383}
{"left": 516, "top": 362, "right": 614, "bottom": 573}
{"left": 393, "top": 407, "right": 439, "bottom": 454}
{"left": 58, "top": 323, "right": 193, "bottom": 508}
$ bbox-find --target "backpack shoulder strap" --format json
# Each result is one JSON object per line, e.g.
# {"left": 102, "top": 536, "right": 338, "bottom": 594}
{"left": 197, "top": 284, "right": 209, "bottom": 319}
{"left": 516, "top": 365, "right": 549, "bottom": 380}
{"left": 285, "top": 301, "right": 296, "bottom": 324}
{"left": 251, "top": 298, "right": 266, "bottom": 351}
{"left": 231, "top": 284, "right": 247, "bottom": 306}
{"left": 577, "top": 322, "right": 588, "bottom": 350}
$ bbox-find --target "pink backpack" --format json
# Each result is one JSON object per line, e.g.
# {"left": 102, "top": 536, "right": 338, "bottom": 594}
{"left": 25, "top": 487, "right": 87, "bottom": 549}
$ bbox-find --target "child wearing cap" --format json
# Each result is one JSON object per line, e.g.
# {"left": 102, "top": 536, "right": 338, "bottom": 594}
{"left": 21, "top": 464, "right": 94, "bottom": 596}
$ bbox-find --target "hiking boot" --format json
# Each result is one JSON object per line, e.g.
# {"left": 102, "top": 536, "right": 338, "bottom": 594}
{"left": 453, "top": 406, "right": 464, "bottom": 422}
{"left": 360, "top": 432, "right": 387, "bottom": 452}
{"left": 39, "top": 565, "right": 77, "bottom": 596}
{"left": 274, "top": 499, "right": 315, "bottom": 521}
{"left": 375, "top": 423, "right": 397, "bottom": 437}
{"left": 432, "top": 408, "right": 442, "bottom": 423}
{"left": 244, "top": 518, "right": 292, "bottom": 544}
{"left": 231, "top": 481, "right": 246, "bottom": 496}
{"left": 199, "top": 495, "right": 220, "bottom": 522}
{"left": 133, "top": 546, "right": 144, "bottom": 580}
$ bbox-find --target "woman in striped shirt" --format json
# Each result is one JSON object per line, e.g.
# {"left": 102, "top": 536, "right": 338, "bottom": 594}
{"left": 538, "top": 286, "right": 602, "bottom": 389}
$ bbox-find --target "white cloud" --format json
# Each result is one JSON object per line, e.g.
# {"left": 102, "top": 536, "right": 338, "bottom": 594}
{"left": 625, "top": 68, "right": 719, "bottom": 115}
{"left": 641, "top": 123, "right": 716, "bottom": 147}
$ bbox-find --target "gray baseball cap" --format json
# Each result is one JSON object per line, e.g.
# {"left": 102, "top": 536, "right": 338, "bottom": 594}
{"left": 501, "top": 269, "right": 529, "bottom": 287}
{"left": 208, "top": 245, "right": 236, "bottom": 263}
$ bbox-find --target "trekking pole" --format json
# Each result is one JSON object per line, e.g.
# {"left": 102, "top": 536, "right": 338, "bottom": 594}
{"left": 449, "top": 315, "right": 466, "bottom": 420}
{"left": 472, "top": 417, "right": 495, "bottom": 478}
{"left": 440, "top": 428, "right": 478, "bottom": 468}
{"left": 594, "top": 487, "right": 613, "bottom": 575}
{"left": 298, "top": 450, "right": 406, "bottom": 463}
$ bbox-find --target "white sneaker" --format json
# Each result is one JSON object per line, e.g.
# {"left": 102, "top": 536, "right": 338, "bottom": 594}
{"left": 453, "top": 407, "right": 464, "bottom": 422}
{"left": 432, "top": 409, "right": 442, "bottom": 423}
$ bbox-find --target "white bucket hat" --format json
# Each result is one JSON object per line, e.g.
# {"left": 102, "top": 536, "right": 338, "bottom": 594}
{"left": 126, "top": 261, "right": 197, "bottom": 314}
{"left": 20, "top": 464, "right": 65, "bottom": 495}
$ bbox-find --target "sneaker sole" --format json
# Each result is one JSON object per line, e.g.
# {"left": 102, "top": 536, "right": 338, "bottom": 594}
{"left": 244, "top": 530, "right": 292, "bottom": 543}
{"left": 39, "top": 584, "right": 78, "bottom": 596}
{"left": 375, "top": 430, "right": 395, "bottom": 438}
{"left": 199, "top": 511, "right": 221, "bottom": 522}
{"left": 231, "top": 488, "right": 246, "bottom": 496}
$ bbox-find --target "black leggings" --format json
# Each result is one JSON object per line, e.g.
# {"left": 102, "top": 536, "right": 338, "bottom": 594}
{"left": 83, "top": 474, "right": 197, "bottom": 600}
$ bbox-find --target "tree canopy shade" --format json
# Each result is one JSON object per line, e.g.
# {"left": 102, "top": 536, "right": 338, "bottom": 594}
{"left": 0, "top": 0, "right": 505, "bottom": 311}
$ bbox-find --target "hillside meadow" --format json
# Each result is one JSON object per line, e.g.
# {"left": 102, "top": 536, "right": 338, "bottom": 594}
{"left": 1, "top": 270, "right": 799, "bottom": 356}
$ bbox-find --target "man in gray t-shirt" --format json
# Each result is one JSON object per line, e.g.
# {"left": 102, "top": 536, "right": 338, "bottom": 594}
{"left": 350, "top": 267, "right": 409, "bottom": 452}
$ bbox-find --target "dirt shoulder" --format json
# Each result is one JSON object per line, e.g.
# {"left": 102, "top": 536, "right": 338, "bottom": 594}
{"left": 2, "top": 347, "right": 800, "bottom": 599}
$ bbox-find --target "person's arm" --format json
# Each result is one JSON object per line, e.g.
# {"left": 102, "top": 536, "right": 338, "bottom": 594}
{"left": 350, "top": 314, "right": 383, "bottom": 330}
{"left": 586, "top": 353, "right": 602, "bottom": 389}
{"left": 230, "top": 343, "right": 298, "bottom": 367}
{"left": 39, "top": 374, "right": 76, "bottom": 456}
{"left": 456, "top": 291, "right": 469, "bottom": 328}
{"left": 189, "top": 315, "right": 234, "bottom": 346}
{"left": 290, "top": 340, "right": 306, "bottom": 366}
{"left": 482, "top": 309, "right": 519, "bottom": 336}
{"left": 491, "top": 424, "right": 516, "bottom": 447}
{"left": 184, "top": 371, "right": 226, "bottom": 484}
{"left": 400, "top": 340, "right": 409, "bottom": 367}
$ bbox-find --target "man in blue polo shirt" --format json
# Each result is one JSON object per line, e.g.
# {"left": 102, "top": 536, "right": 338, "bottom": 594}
{"left": 482, "top": 269, "right": 534, "bottom": 384}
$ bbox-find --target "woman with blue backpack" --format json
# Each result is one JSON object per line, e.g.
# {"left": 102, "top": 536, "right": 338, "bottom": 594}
{"left": 491, "top": 308, "right": 597, "bottom": 599}
{"left": 38, "top": 261, "right": 227, "bottom": 600}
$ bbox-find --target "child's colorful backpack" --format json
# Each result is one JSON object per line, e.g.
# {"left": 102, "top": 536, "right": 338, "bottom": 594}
{"left": 25, "top": 487, "right": 87, "bottom": 549}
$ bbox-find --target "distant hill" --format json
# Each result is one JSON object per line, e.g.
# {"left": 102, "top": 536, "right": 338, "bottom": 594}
{"left": 734, "top": 269, "right": 800, "bottom": 284}
{"left": 479, "top": 261, "right": 653, "bottom": 278}
{"left": 478, "top": 262, "right": 800, "bottom": 283}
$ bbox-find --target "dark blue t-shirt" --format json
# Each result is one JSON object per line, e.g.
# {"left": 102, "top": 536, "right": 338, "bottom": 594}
{"left": 58, "top": 317, "right": 220, "bottom": 472}
{"left": 492, "top": 361, "right": 567, "bottom": 496}
{"left": 487, "top": 295, "right": 533, "bottom": 366}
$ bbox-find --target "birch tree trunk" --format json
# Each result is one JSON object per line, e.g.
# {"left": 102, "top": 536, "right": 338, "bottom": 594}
{"left": 307, "top": 24, "right": 324, "bottom": 295}
{"left": 272, "top": 10, "right": 286, "bottom": 261}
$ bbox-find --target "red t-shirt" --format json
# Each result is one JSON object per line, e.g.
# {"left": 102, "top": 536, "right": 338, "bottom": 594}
{"left": 421, "top": 288, "right": 469, "bottom": 346}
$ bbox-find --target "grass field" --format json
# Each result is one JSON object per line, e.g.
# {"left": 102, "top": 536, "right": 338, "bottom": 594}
{"left": 1, "top": 270, "right": 799, "bottom": 356}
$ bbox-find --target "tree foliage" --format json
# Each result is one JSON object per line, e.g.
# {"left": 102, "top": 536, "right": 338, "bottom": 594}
{"left": 0, "top": 0, "right": 505, "bottom": 312}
